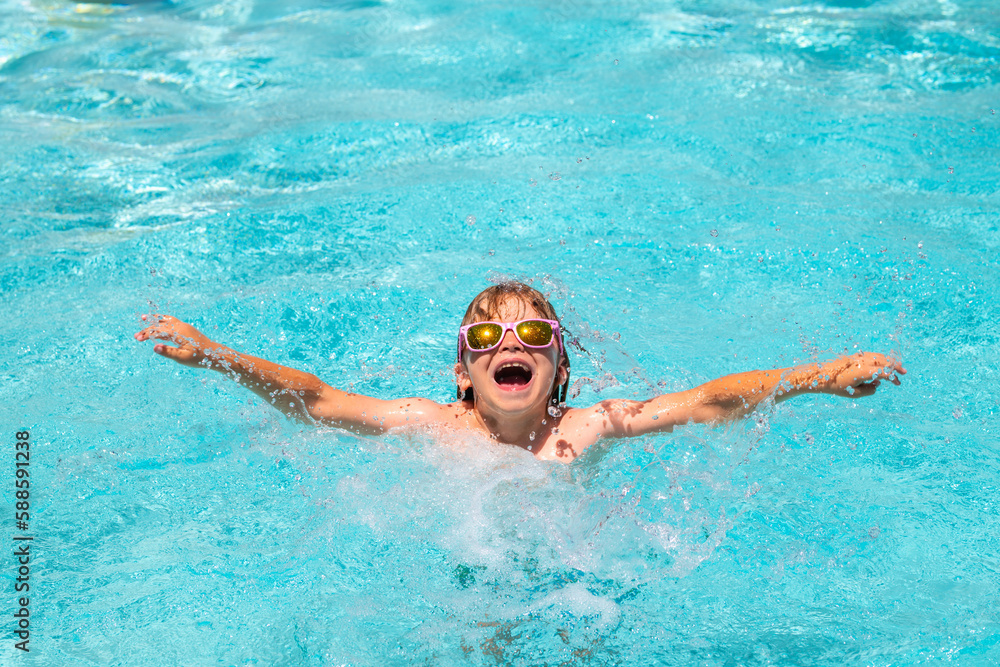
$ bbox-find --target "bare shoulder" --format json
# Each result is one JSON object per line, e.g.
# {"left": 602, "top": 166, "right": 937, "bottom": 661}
{"left": 557, "top": 403, "right": 616, "bottom": 432}
{"left": 388, "top": 396, "right": 458, "bottom": 416}
{"left": 532, "top": 405, "right": 613, "bottom": 462}
{"left": 534, "top": 397, "right": 685, "bottom": 461}
{"left": 562, "top": 399, "right": 652, "bottom": 436}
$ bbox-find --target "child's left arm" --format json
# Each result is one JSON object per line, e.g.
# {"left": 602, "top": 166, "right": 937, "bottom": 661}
{"left": 572, "top": 352, "right": 905, "bottom": 439}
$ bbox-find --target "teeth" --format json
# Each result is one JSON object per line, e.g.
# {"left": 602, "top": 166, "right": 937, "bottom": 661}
{"left": 496, "top": 361, "right": 530, "bottom": 371}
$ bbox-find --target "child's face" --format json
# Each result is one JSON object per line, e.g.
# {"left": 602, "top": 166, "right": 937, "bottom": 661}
{"left": 457, "top": 297, "right": 566, "bottom": 419}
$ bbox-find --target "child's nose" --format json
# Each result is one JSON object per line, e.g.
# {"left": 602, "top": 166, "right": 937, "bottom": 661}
{"left": 499, "top": 329, "right": 523, "bottom": 351}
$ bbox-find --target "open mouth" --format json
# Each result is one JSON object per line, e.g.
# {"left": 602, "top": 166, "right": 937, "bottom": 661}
{"left": 494, "top": 361, "right": 533, "bottom": 390}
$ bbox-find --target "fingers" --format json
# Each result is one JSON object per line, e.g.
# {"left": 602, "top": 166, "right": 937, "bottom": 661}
{"left": 857, "top": 352, "right": 906, "bottom": 384}
{"left": 878, "top": 354, "right": 906, "bottom": 376}
{"left": 850, "top": 381, "right": 879, "bottom": 398}
{"left": 140, "top": 313, "right": 177, "bottom": 325}
{"left": 137, "top": 314, "right": 213, "bottom": 369}
{"left": 135, "top": 324, "right": 167, "bottom": 342}
{"left": 838, "top": 352, "right": 905, "bottom": 398}
{"left": 153, "top": 342, "right": 196, "bottom": 364}
{"left": 135, "top": 313, "right": 167, "bottom": 341}
{"left": 135, "top": 314, "right": 190, "bottom": 343}
{"left": 877, "top": 359, "right": 905, "bottom": 385}
{"left": 135, "top": 324, "right": 179, "bottom": 343}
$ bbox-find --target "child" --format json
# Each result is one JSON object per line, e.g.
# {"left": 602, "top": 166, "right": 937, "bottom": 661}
{"left": 135, "top": 281, "right": 905, "bottom": 461}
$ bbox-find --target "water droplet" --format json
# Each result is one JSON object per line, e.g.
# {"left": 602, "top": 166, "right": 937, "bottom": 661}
{"left": 529, "top": 179, "right": 538, "bottom": 186}
{"left": 547, "top": 405, "right": 562, "bottom": 417}
{"left": 614, "top": 59, "right": 619, "bottom": 65}
{"left": 651, "top": 415, "right": 659, "bottom": 421}
{"left": 549, "top": 172, "right": 561, "bottom": 181}
{"left": 804, "top": 434, "right": 815, "bottom": 445}
{"left": 710, "top": 229, "right": 719, "bottom": 237}
{"left": 846, "top": 385, "right": 855, "bottom": 395}
{"left": 466, "top": 215, "right": 476, "bottom": 225}
{"left": 529, "top": 432, "right": 536, "bottom": 441}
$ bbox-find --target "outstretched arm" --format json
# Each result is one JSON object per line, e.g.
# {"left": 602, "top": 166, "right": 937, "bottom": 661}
{"left": 574, "top": 352, "right": 905, "bottom": 439}
{"left": 134, "top": 315, "right": 447, "bottom": 434}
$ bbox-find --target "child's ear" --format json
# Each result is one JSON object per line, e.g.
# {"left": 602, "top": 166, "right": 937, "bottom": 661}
{"left": 556, "top": 363, "right": 569, "bottom": 388}
{"left": 454, "top": 362, "right": 472, "bottom": 395}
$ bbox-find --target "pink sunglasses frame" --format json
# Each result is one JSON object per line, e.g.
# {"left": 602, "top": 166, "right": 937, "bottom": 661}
{"left": 457, "top": 319, "right": 563, "bottom": 361}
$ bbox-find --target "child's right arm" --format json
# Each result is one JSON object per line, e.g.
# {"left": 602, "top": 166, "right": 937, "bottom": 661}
{"left": 135, "top": 315, "right": 447, "bottom": 434}
{"left": 558, "top": 351, "right": 905, "bottom": 446}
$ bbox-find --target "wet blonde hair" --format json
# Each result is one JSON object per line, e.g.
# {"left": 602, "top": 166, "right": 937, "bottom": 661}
{"left": 457, "top": 281, "right": 570, "bottom": 403}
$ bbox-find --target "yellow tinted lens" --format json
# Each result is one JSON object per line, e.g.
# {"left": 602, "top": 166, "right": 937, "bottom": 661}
{"left": 516, "top": 320, "right": 553, "bottom": 346}
{"left": 467, "top": 323, "right": 503, "bottom": 349}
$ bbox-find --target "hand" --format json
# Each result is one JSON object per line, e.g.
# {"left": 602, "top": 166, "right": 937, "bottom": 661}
{"left": 134, "top": 314, "right": 218, "bottom": 368}
{"left": 823, "top": 352, "right": 906, "bottom": 398}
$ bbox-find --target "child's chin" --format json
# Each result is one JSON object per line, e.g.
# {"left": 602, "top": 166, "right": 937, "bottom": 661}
{"left": 485, "top": 384, "right": 544, "bottom": 411}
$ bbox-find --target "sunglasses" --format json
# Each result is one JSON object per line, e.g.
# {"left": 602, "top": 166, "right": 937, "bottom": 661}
{"left": 457, "top": 319, "right": 563, "bottom": 358}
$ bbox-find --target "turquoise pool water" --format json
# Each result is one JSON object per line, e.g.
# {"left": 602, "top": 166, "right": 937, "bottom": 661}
{"left": 2, "top": 0, "right": 998, "bottom": 664}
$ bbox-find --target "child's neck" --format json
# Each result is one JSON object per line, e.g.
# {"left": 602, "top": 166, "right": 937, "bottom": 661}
{"left": 473, "top": 405, "right": 550, "bottom": 451}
